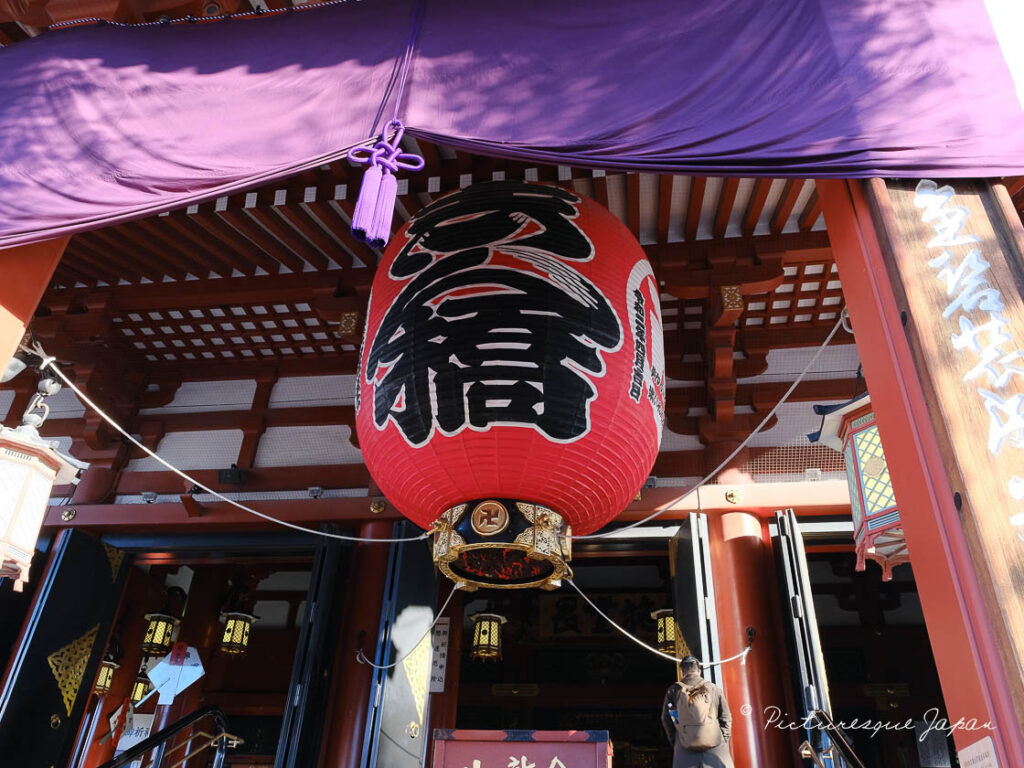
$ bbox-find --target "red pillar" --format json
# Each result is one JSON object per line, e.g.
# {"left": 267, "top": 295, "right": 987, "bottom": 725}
{"left": 320, "top": 520, "right": 393, "bottom": 768}
{"left": 708, "top": 511, "right": 792, "bottom": 768}
{"left": 818, "top": 180, "right": 1024, "bottom": 765}
{"left": 0, "top": 237, "right": 67, "bottom": 367}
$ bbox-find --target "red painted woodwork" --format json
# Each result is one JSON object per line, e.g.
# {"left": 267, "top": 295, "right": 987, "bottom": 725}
{"left": 0, "top": 236, "right": 67, "bottom": 367}
{"left": 321, "top": 520, "right": 392, "bottom": 768}
{"left": 356, "top": 183, "right": 665, "bottom": 534}
{"left": 818, "top": 179, "right": 1024, "bottom": 764}
{"left": 708, "top": 511, "right": 791, "bottom": 768}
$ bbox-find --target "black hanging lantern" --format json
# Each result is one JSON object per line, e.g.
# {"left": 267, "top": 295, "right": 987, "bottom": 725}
{"left": 219, "top": 612, "right": 255, "bottom": 655}
{"left": 130, "top": 664, "right": 152, "bottom": 704}
{"left": 651, "top": 609, "right": 677, "bottom": 655}
{"left": 218, "top": 574, "right": 257, "bottom": 656}
{"left": 94, "top": 659, "right": 119, "bottom": 695}
{"left": 470, "top": 613, "right": 507, "bottom": 661}
{"left": 141, "top": 586, "right": 186, "bottom": 656}
{"left": 94, "top": 637, "right": 123, "bottom": 695}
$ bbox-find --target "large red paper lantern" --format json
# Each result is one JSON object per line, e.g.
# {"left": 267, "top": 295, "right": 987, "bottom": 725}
{"left": 356, "top": 181, "right": 664, "bottom": 589}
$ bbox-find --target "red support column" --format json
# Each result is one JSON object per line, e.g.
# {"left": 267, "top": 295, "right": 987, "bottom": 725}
{"left": 0, "top": 237, "right": 68, "bottom": 367}
{"left": 818, "top": 179, "right": 1024, "bottom": 765}
{"left": 320, "top": 520, "right": 392, "bottom": 768}
{"left": 708, "top": 510, "right": 792, "bottom": 768}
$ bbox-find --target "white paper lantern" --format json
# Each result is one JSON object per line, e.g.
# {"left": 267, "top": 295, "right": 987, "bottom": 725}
{"left": 0, "top": 378, "right": 87, "bottom": 591}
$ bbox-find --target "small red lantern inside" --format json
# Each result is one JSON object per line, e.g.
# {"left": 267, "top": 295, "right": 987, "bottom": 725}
{"left": 356, "top": 181, "right": 664, "bottom": 588}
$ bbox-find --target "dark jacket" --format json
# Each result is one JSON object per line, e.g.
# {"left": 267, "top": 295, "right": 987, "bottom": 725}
{"left": 661, "top": 673, "right": 734, "bottom": 768}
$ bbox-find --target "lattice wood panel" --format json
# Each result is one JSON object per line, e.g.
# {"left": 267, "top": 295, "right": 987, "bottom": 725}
{"left": 740, "top": 261, "right": 844, "bottom": 329}
{"left": 112, "top": 301, "right": 351, "bottom": 363}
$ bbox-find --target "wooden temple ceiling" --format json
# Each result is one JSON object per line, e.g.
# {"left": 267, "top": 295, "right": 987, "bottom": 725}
{"left": 6, "top": 139, "right": 871, "bottom": 496}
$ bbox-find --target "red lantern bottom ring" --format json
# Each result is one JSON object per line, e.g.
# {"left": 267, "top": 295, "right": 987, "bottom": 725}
{"left": 431, "top": 499, "right": 572, "bottom": 591}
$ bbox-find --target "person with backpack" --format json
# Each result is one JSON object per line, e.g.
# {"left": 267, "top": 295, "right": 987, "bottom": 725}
{"left": 660, "top": 655, "right": 734, "bottom": 768}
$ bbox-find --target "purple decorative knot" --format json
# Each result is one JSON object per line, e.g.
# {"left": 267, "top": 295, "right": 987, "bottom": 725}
{"left": 349, "top": 120, "right": 424, "bottom": 248}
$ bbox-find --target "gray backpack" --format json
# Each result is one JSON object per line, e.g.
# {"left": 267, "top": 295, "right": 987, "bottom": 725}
{"left": 673, "top": 680, "right": 722, "bottom": 751}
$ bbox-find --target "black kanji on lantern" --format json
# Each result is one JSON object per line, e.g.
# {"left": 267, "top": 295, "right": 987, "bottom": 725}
{"left": 363, "top": 182, "right": 622, "bottom": 447}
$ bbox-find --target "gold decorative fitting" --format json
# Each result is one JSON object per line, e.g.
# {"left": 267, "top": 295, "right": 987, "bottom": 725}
{"left": 369, "top": 500, "right": 386, "bottom": 515}
{"left": 724, "top": 489, "right": 742, "bottom": 505}
{"left": 402, "top": 633, "right": 432, "bottom": 728}
{"left": 338, "top": 311, "right": 360, "bottom": 336}
{"left": 61, "top": 508, "right": 76, "bottom": 522}
{"left": 470, "top": 500, "right": 509, "bottom": 536}
{"left": 432, "top": 500, "right": 571, "bottom": 591}
{"left": 47, "top": 624, "right": 99, "bottom": 716}
{"left": 50, "top": 714, "right": 61, "bottom": 730}
{"left": 720, "top": 285, "right": 745, "bottom": 311}
{"left": 102, "top": 543, "right": 125, "bottom": 582}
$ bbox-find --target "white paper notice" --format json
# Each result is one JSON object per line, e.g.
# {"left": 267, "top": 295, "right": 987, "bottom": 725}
{"left": 958, "top": 737, "right": 999, "bottom": 768}
{"left": 146, "top": 646, "right": 205, "bottom": 705}
{"left": 114, "top": 713, "right": 153, "bottom": 768}
{"left": 430, "top": 617, "right": 451, "bottom": 693}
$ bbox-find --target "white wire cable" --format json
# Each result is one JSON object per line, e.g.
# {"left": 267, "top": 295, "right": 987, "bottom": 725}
{"left": 565, "top": 578, "right": 751, "bottom": 669}
{"left": 355, "top": 585, "right": 459, "bottom": 669}
{"left": 571, "top": 310, "right": 850, "bottom": 541}
{"left": 30, "top": 345, "right": 429, "bottom": 544}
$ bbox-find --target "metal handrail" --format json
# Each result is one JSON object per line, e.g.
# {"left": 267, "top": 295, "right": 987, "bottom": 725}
{"left": 808, "top": 709, "right": 867, "bottom": 768}
{"left": 98, "top": 705, "right": 240, "bottom": 768}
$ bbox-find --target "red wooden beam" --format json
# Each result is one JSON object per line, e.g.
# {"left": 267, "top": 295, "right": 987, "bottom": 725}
{"left": 685, "top": 176, "right": 707, "bottom": 241}
{"left": 741, "top": 178, "right": 772, "bottom": 236}
{"left": 713, "top": 177, "right": 740, "bottom": 239}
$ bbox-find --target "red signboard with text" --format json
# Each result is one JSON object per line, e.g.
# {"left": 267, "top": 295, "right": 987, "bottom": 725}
{"left": 432, "top": 730, "right": 612, "bottom": 768}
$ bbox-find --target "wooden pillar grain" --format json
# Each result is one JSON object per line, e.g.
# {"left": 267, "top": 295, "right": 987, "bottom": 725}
{"left": 708, "top": 511, "right": 792, "bottom": 768}
{"left": 0, "top": 238, "right": 68, "bottom": 368}
{"left": 320, "top": 521, "right": 392, "bottom": 768}
{"left": 819, "top": 178, "right": 1024, "bottom": 766}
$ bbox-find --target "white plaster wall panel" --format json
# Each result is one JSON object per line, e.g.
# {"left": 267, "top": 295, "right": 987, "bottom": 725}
{"left": 696, "top": 177, "right": 721, "bottom": 240}
{"left": 660, "top": 429, "right": 704, "bottom": 451}
{"left": 783, "top": 180, "right": 816, "bottom": 233}
{"left": 638, "top": 172, "right": 659, "bottom": 245}
{"left": 125, "top": 430, "right": 244, "bottom": 471}
{"left": 139, "top": 380, "right": 257, "bottom": 414}
{"left": 0, "top": 390, "right": 14, "bottom": 421}
{"left": 253, "top": 425, "right": 362, "bottom": 467}
{"left": 737, "top": 345, "right": 861, "bottom": 385}
{"left": 746, "top": 400, "right": 847, "bottom": 448}
{"left": 45, "top": 387, "right": 86, "bottom": 419}
{"left": 267, "top": 375, "right": 356, "bottom": 409}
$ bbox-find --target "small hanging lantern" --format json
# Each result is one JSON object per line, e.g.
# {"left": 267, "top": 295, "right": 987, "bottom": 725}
{"left": 219, "top": 612, "right": 255, "bottom": 655}
{"left": 0, "top": 375, "right": 88, "bottom": 591}
{"left": 218, "top": 574, "right": 256, "bottom": 656}
{"left": 141, "top": 586, "right": 186, "bottom": 655}
{"left": 94, "top": 659, "right": 119, "bottom": 695}
{"left": 651, "top": 609, "right": 677, "bottom": 655}
{"left": 470, "top": 613, "right": 507, "bottom": 661}
{"left": 810, "top": 394, "right": 909, "bottom": 581}
{"left": 140, "top": 613, "right": 178, "bottom": 655}
{"left": 130, "top": 667, "right": 152, "bottom": 704}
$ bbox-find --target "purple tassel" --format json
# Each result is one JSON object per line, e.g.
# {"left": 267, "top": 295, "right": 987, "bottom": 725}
{"left": 351, "top": 164, "right": 382, "bottom": 242}
{"left": 348, "top": 120, "right": 424, "bottom": 248}
{"left": 367, "top": 171, "right": 397, "bottom": 248}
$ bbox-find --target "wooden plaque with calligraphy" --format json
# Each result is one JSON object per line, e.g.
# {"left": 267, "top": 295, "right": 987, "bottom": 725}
{"left": 867, "top": 178, "right": 1024, "bottom": 719}
{"left": 432, "top": 729, "right": 613, "bottom": 768}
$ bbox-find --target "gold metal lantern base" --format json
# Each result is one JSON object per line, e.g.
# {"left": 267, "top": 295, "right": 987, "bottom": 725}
{"left": 432, "top": 500, "right": 571, "bottom": 591}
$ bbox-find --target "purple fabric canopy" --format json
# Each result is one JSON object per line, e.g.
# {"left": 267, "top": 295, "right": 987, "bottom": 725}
{"left": 1, "top": 0, "right": 1023, "bottom": 247}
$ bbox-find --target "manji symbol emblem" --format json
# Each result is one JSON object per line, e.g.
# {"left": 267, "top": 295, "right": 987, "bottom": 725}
{"left": 47, "top": 623, "right": 99, "bottom": 716}
{"left": 471, "top": 501, "right": 509, "bottom": 536}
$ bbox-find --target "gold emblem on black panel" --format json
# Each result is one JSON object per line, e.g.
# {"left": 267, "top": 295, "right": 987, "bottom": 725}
{"left": 471, "top": 501, "right": 509, "bottom": 536}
